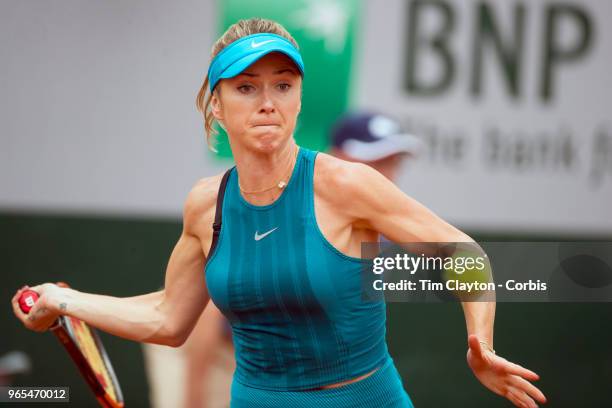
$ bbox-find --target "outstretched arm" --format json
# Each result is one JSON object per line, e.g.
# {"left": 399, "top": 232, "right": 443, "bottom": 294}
{"left": 323, "top": 156, "right": 546, "bottom": 407}
{"left": 12, "top": 176, "right": 220, "bottom": 347}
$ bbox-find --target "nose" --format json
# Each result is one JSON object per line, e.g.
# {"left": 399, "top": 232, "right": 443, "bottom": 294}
{"left": 258, "top": 87, "right": 276, "bottom": 114}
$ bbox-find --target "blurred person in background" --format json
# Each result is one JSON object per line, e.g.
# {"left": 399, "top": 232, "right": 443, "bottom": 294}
{"left": 182, "top": 305, "right": 234, "bottom": 408}
{"left": 143, "top": 298, "right": 234, "bottom": 408}
{"left": 329, "top": 111, "right": 422, "bottom": 182}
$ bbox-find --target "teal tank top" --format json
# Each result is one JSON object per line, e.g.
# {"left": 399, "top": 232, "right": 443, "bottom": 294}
{"left": 205, "top": 147, "right": 389, "bottom": 391}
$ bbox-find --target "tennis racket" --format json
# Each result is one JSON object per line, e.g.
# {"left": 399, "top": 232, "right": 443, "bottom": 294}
{"left": 19, "top": 283, "right": 124, "bottom": 408}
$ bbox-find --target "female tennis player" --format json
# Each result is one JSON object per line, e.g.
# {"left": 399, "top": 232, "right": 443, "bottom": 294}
{"left": 12, "top": 18, "right": 546, "bottom": 408}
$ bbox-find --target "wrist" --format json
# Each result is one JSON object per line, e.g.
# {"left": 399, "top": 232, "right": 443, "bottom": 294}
{"left": 52, "top": 286, "right": 74, "bottom": 315}
{"left": 478, "top": 340, "right": 496, "bottom": 354}
{"left": 467, "top": 333, "right": 495, "bottom": 353}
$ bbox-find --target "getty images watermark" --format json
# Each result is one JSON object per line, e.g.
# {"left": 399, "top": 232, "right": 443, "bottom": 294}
{"left": 361, "top": 242, "right": 612, "bottom": 302}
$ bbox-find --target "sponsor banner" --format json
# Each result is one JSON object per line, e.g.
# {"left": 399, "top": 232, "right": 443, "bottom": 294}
{"left": 355, "top": 0, "right": 612, "bottom": 233}
{"left": 2, "top": 0, "right": 610, "bottom": 235}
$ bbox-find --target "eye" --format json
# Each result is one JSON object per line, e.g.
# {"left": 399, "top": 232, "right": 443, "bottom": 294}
{"left": 277, "top": 83, "right": 291, "bottom": 92}
{"left": 237, "top": 84, "right": 255, "bottom": 94}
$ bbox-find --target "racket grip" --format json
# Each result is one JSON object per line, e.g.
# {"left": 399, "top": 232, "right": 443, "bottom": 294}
{"left": 18, "top": 290, "right": 39, "bottom": 314}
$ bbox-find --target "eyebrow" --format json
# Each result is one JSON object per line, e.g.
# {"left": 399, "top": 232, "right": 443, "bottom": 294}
{"left": 238, "top": 67, "right": 299, "bottom": 77}
{"left": 275, "top": 68, "right": 298, "bottom": 75}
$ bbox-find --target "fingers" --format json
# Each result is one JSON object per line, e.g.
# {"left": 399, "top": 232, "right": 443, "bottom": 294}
{"left": 506, "top": 388, "right": 538, "bottom": 408}
{"left": 11, "top": 289, "right": 41, "bottom": 331}
{"left": 11, "top": 285, "right": 54, "bottom": 332}
{"left": 11, "top": 286, "right": 31, "bottom": 318}
{"left": 506, "top": 389, "right": 527, "bottom": 408}
{"left": 24, "top": 306, "right": 53, "bottom": 332}
{"left": 506, "top": 361, "right": 540, "bottom": 381}
{"left": 11, "top": 291, "right": 27, "bottom": 320}
{"left": 510, "top": 376, "right": 547, "bottom": 404}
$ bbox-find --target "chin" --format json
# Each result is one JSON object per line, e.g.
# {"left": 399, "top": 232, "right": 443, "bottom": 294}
{"left": 250, "top": 129, "right": 287, "bottom": 153}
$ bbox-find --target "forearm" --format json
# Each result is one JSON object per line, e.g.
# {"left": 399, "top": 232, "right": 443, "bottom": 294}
{"left": 458, "top": 239, "right": 496, "bottom": 347}
{"left": 56, "top": 288, "right": 176, "bottom": 346}
{"left": 461, "top": 301, "right": 495, "bottom": 347}
{"left": 356, "top": 166, "right": 498, "bottom": 347}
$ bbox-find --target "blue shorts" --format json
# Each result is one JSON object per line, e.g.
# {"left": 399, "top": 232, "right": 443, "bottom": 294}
{"left": 230, "top": 356, "right": 414, "bottom": 407}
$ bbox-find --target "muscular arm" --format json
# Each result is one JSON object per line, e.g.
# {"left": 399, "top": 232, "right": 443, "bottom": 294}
{"left": 316, "top": 154, "right": 494, "bottom": 345}
{"left": 58, "top": 230, "right": 208, "bottom": 346}
{"left": 316, "top": 154, "right": 546, "bottom": 407}
{"left": 12, "top": 175, "right": 221, "bottom": 347}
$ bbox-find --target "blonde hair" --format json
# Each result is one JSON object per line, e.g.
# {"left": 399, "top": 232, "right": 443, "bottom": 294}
{"left": 195, "top": 18, "right": 299, "bottom": 152}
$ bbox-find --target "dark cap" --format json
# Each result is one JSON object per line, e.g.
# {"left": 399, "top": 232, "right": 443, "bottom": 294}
{"left": 331, "top": 111, "right": 422, "bottom": 161}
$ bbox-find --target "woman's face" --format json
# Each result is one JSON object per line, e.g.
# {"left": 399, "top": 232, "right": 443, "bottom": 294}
{"left": 212, "top": 52, "right": 302, "bottom": 153}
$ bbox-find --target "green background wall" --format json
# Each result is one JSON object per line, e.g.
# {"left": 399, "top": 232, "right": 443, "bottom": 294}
{"left": 2, "top": 213, "right": 611, "bottom": 407}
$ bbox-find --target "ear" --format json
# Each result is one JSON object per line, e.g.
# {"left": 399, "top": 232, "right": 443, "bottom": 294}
{"left": 210, "top": 91, "right": 224, "bottom": 122}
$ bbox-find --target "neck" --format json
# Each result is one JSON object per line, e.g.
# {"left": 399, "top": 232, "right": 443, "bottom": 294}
{"left": 233, "top": 140, "right": 298, "bottom": 199}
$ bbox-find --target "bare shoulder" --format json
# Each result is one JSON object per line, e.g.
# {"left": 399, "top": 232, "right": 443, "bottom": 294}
{"left": 314, "top": 152, "right": 381, "bottom": 203}
{"left": 314, "top": 152, "right": 401, "bottom": 224}
{"left": 183, "top": 172, "right": 225, "bottom": 236}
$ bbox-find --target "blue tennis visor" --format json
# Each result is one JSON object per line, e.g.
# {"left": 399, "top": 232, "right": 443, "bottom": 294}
{"left": 207, "top": 33, "right": 305, "bottom": 92}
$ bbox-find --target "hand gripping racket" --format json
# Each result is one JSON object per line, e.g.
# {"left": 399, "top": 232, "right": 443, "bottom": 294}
{"left": 19, "top": 283, "right": 124, "bottom": 408}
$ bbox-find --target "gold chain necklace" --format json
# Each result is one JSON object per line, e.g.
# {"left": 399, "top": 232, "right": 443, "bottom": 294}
{"left": 238, "top": 146, "right": 299, "bottom": 195}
